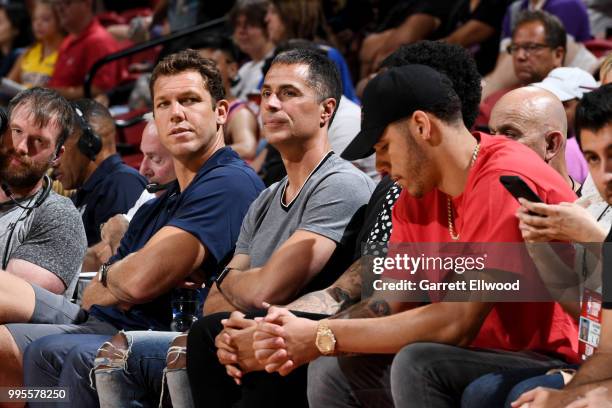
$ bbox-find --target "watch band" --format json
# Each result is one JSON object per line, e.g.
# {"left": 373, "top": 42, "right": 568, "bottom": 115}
{"left": 215, "top": 266, "right": 234, "bottom": 291}
{"left": 316, "top": 319, "right": 337, "bottom": 355}
{"left": 98, "top": 262, "right": 111, "bottom": 287}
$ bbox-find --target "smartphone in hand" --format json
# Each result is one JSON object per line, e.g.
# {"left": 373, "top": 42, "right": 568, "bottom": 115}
{"left": 500, "top": 175, "right": 544, "bottom": 216}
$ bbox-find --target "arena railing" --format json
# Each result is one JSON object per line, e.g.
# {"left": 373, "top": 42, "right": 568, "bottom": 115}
{"left": 83, "top": 16, "right": 227, "bottom": 99}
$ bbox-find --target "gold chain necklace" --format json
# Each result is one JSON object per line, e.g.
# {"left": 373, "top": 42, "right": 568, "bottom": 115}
{"left": 447, "top": 143, "right": 480, "bottom": 240}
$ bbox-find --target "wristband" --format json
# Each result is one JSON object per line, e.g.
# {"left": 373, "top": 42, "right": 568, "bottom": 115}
{"left": 215, "top": 266, "right": 234, "bottom": 291}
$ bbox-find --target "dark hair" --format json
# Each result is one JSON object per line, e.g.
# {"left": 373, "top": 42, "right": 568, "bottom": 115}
{"left": 261, "top": 38, "right": 326, "bottom": 77}
{"left": 575, "top": 84, "right": 612, "bottom": 145}
{"left": 73, "top": 98, "right": 114, "bottom": 129}
{"left": 190, "top": 35, "right": 240, "bottom": 63}
{"left": 0, "top": 3, "right": 33, "bottom": 50}
{"left": 8, "top": 87, "right": 75, "bottom": 151}
{"left": 382, "top": 41, "right": 481, "bottom": 129}
{"left": 270, "top": 48, "right": 342, "bottom": 123}
{"left": 426, "top": 73, "right": 463, "bottom": 125}
{"left": 228, "top": 0, "right": 269, "bottom": 31}
{"left": 513, "top": 10, "right": 567, "bottom": 52}
{"left": 150, "top": 49, "right": 225, "bottom": 106}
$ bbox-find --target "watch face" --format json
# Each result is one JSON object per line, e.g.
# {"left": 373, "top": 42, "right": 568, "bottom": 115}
{"left": 317, "top": 332, "right": 335, "bottom": 354}
{"left": 319, "top": 336, "right": 334, "bottom": 353}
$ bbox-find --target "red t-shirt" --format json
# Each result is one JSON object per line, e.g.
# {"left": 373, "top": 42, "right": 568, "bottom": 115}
{"left": 48, "top": 18, "right": 122, "bottom": 91}
{"left": 389, "top": 132, "right": 579, "bottom": 363}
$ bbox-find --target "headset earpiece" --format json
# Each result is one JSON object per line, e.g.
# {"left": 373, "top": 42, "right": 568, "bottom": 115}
{"left": 73, "top": 105, "right": 102, "bottom": 161}
{"left": 0, "top": 106, "right": 8, "bottom": 136}
{"left": 52, "top": 143, "right": 63, "bottom": 162}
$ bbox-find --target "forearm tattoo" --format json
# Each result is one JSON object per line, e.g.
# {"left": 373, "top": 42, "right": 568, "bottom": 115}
{"left": 331, "top": 298, "right": 392, "bottom": 320}
{"left": 285, "top": 258, "right": 364, "bottom": 314}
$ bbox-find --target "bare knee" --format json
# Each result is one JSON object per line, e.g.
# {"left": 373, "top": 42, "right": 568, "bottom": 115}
{"left": 166, "top": 333, "right": 187, "bottom": 370}
{"left": 94, "top": 332, "right": 129, "bottom": 370}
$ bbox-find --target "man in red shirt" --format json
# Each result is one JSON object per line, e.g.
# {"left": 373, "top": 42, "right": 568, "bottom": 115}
{"left": 48, "top": 0, "right": 121, "bottom": 99}
{"left": 251, "top": 64, "right": 578, "bottom": 408}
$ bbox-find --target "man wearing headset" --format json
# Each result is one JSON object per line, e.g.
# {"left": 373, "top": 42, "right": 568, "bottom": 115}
{"left": 83, "top": 114, "right": 176, "bottom": 272}
{"left": 0, "top": 87, "right": 87, "bottom": 297}
{"left": 52, "top": 99, "right": 147, "bottom": 246}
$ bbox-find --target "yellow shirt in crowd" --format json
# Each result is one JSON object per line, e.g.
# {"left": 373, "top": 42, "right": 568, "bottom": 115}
{"left": 20, "top": 42, "right": 58, "bottom": 88}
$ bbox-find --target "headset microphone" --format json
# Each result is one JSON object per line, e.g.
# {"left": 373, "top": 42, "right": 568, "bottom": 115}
{"left": 145, "top": 181, "right": 174, "bottom": 194}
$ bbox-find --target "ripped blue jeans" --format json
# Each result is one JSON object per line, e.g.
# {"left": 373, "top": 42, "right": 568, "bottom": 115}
{"left": 94, "top": 331, "right": 192, "bottom": 408}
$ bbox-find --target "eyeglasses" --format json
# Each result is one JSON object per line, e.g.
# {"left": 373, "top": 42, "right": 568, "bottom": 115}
{"left": 506, "top": 43, "right": 551, "bottom": 55}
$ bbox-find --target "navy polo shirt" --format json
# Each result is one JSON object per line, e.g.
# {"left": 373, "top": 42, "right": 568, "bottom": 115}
{"left": 73, "top": 154, "right": 146, "bottom": 246}
{"left": 89, "top": 147, "right": 264, "bottom": 331}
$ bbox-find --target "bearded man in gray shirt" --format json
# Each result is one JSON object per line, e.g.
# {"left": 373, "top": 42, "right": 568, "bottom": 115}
{"left": 0, "top": 88, "right": 86, "bottom": 298}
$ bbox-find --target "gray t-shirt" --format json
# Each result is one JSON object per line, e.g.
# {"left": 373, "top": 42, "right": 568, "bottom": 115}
{"left": 235, "top": 153, "right": 375, "bottom": 294}
{"left": 0, "top": 189, "right": 87, "bottom": 295}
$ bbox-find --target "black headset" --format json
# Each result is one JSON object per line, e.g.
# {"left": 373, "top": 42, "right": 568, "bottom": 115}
{"left": 73, "top": 104, "right": 102, "bottom": 161}
{"left": 145, "top": 181, "right": 175, "bottom": 194}
{"left": 0, "top": 106, "right": 7, "bottom": 136}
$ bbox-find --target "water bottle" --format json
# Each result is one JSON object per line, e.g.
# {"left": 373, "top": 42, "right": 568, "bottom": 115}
{"left": 170, "top": 288, "right": 200, "bottom": 332}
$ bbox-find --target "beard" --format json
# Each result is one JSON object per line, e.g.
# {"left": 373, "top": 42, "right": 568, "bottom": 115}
{"left": 0, "top": 146, "right": 51, "bottom": 189}
{"left": 403, "top": 130, "right": 430, "bottom": 198}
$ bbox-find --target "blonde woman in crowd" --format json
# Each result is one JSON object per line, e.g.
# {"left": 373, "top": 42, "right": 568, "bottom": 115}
{"left": 6, "top": 0, "right": 64, "bottom": 88}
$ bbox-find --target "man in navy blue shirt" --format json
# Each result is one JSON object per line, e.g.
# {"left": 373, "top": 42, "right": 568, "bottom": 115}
{"left": 0, "top": 50, "right": 264, "bottom": 395}
{"left": 52, "top": 98, "right": 147, "bottom": 246}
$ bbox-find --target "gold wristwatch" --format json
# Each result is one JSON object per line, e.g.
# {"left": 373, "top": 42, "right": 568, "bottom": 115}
{"left": 315, "top": 320, "right": 337, "bottom": 355}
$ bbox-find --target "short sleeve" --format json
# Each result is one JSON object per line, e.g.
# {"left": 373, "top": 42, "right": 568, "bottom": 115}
{"left": 461, "top": 170, "right": 525, "bottom": 242}
{"left": 167, "top": 167, "right": 262, "bottom": 264}
{"left": 233, "top": 186, "right": 275, "bottom": 256}
{"left": 12, "top": 195, "right": 87, "bottom": 289}
{"left": 299, "top": 172, "right": 374, "bottom": 244}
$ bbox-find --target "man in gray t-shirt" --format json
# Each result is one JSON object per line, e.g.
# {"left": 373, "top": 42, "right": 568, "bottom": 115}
{"left": 0, "top": 189, "right": 87, "bottom": 298}
{"left": 234, "top": 152, "right": 374, "bottom": 299}
{"left": 206, "top": 49, "right": 376, "bottom": 314}
{"left": 0, "top": 87, "right": 86, "bottom": 298}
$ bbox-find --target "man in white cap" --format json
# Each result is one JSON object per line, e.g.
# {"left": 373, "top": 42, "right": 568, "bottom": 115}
{"left": 532, "top": 67, "right": 598, "bottom": 184}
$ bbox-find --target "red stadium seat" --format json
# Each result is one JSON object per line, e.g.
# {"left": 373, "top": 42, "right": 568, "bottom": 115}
{"left": 114, "top": 107, "right": 149, "bottom": 169}
{"left": 584, "top": 39, "right": 612, "bottom": 58}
